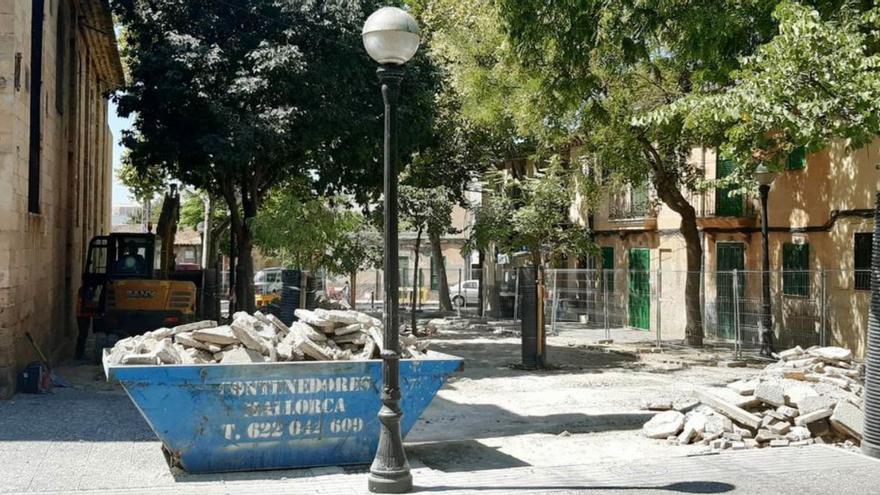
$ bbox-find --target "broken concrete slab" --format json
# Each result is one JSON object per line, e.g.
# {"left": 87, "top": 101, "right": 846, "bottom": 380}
{"left": 289, "top": 321, "right": 328, "bottom": 343}
{"left": 808, "top": 346, "right": 853, "bottom": 363}
{"left": 264, "top": 314, "right": 291, "bottom": 336}
{"left": 696, "top": 389, "right": 762, "bottom": 430}
{"left": 777, "top": 405, "right": 799, "bottom": 419}
{"left": 192, "top": 325, "right": 239, "bottom": 345}
{"left": 315, "top": 309, "right": 360, "bottom": 325}
{"left": 171, "top": 320, "right": 218, "bottom": 335}
{"left": 231, "top": 319, "right": 271, "bottom": 353}
{"left": 785, "top": 426, "right": 811, "bottom": 442}
{"left": 220, "top": 347, "right": 265, "bottom": 364}
{"left": 727, "top": 379, "right": 759, "bottom": 396}
{"left": 793, "top": 408, "right": 833, "bottom": 427}
{"left": 756, "top": 382, "right": 786, "bottom": 407}
{"left": 294, "top": 309, "right": 337, "bottom": 330}
{"left": 830, "top": 400, "right": 863, "bottom": 440}
{"left": 797, "top": 395, "right": 836, "bottom": 415}
{"left": 768, "top": 421, "right": 791, "bottom": 436}
{"left": 777, "top": 346, "right": 804, "bottom": 360}
{"left": 643, "top": 399, "right": 674, "bottom": 411}
{"left": 643, "top": 410, "right": 685, "bottom": 439}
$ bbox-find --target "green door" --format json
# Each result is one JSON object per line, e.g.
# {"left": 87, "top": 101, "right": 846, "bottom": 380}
{"left": 716, "top": 243, "right": 745, "bottom": 339}
{"left": 715, "top": 157, "right": 742, "bottom": 217}
{"left": 628, "top": 249, "right": 650, "bottom": 330}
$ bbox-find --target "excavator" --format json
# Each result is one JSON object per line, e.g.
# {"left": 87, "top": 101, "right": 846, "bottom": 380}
{"left": 75, "top": 186, "right": 204, "bottom": 359}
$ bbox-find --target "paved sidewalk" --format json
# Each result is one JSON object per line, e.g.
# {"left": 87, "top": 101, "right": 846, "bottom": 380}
{"left": 3, "top": 339, "right": 877, "bottom": 494}
{"left": 4, "top": 443, "right": 879, "bottom": 494}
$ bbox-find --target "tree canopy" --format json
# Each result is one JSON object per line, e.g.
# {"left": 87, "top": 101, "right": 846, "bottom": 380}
{"left": 113, "top": 0, "right": 437, "bottom": 310}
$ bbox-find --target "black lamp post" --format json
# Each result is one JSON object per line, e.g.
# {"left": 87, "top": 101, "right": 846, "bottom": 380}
{"left": 755, "top": 164, "right": 777, "bottom": 357}
{"left": 362, "top": 7, "right": 420, "bottom": 494}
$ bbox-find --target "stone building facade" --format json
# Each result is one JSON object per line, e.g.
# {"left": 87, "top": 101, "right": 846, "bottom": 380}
{"left": 0, "top": 0, "right": 123, "bottom": 396}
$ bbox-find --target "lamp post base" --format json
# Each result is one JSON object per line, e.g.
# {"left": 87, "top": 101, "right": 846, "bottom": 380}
{"left": 368, "top": 471, "right": 413, "bottom": 494}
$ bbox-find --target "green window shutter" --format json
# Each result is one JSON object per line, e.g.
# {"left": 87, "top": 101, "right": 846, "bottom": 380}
{"left": 783, "top": 243, "right": 810, "bottom": 296}
{"left": 601, "top": 247, "right": 614, "bottom": 292}
{"left": 787, "top": 147, "right": 806, "bottom": 170}
{"left": 715, "top": 156, "right": 743, "bottom": 216}
{"left": 854, "top": 233, "right": 872, "bottom": 290}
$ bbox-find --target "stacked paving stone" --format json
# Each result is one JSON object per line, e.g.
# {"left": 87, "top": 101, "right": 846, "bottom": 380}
{"left": 105, "top": 309, "right": 428, "bottom": 366}
{"left": 642, "top": 345, "right": 865, "bottom": 451}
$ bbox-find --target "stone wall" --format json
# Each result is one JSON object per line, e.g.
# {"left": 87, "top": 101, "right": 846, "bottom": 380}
{"left": 0, "top": 0, "right": 123, "bottom": 397}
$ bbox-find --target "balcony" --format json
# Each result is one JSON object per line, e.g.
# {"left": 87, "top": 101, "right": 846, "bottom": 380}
{"left": 693, "top": 189, "right": 758, "bottom": 229}
{"left": 607, "top": 187, "right": 658, "bottom": 230}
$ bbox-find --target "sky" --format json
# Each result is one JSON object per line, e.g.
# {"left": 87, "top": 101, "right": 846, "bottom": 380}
{"left": 109, "top": 101, "right": 135, "bottom": 207}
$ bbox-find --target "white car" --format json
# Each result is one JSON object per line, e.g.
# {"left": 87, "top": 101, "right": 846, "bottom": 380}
{"left": 449, "top": 279, "right": 480, "bottom": 307}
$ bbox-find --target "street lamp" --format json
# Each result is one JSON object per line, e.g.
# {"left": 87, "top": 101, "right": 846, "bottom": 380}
{"left": 755, "top": 163, "right": 778, "bottom": 357}
{"left": 363, "top": 7, "right": 420, "bottom": 494}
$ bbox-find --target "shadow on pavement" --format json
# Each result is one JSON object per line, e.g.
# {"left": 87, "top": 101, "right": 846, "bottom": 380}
{"left": 414, "top": 481, "right": 735, "bottom": 493}
{"left": 407, "top": 439, "right": 531, "bottom": 472}
{"left": 409, "top": 396, "right": 654, "bottom": 443}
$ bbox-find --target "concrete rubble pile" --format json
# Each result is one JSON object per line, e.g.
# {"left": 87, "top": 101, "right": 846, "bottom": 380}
{"left": 106, "top": 309, "right": 429, "bottom": 365}
{"left": 642, "top": 345, "right": 865, "bottom": 452}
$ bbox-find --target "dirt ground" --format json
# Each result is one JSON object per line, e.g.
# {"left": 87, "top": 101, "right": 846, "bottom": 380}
{"left": 406, "top": 320, "right": 757, "bottom": 472}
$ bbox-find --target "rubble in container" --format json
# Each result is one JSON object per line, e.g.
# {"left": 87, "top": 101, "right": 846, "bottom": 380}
{"left": 642, "top": 346, "right": 865, "bottom": 452}
{"left": 106, "top": 309, "right": 429, "bottom": 365}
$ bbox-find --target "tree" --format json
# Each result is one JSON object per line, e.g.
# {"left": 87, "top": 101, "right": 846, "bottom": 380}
{"left": 252, "top": 187, "right": 356, "bottom": 271}
{"left": 651, "top": 2, "right": 880, "bottom": 172}
{"left": 325, "top": 222, "right": 383, "bottom": 308}
{"left": 180, "top": 190, "right": 229, "bottom": 268}
{"left": 427, "top": 0, "right": 796, "bottom": 345}
{"left": 399, "top": 185, "right": 454, "bottom": 330}
{"left": 113, "top": 0, "right": 436, "bottom": 312}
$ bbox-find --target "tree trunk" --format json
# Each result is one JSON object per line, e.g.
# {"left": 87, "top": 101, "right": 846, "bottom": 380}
{"left": 235, "top": 229, "right": 256, "bottom": 313}
{"left": 638, "top": 138, "right": 704, "bottom": 346}
{"left": 429, "top": 230, "right": 452, "bottom": 311}
{"left": 411, "top": 227, "right": 422, "bottom": 334}
{"left": 349, "top": 271, "right": 357, "bottom": 308}
{"left": 477, "top": 249, "right": 485, "bottom": 316}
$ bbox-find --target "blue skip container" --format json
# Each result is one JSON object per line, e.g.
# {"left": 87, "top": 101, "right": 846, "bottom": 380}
{"left": 104, "top": 351, "right": 463, "bottom": 473}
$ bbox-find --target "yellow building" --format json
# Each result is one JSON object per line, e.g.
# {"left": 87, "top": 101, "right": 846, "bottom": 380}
{"left": 585, "top": 141, "right": 879, "bottom": 355}
{"left": 0, "top": 0, "right": 123, "bottom": 396}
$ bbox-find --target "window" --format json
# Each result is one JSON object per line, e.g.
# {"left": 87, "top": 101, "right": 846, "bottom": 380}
{"left": 183, "top": 247, "right": 196, "bottom": 262}
{"left": 28, "top": 0, "right": 46, "bottom": 213}
{"left": 601, "top": 246, "right": 614, "bottom": 292}
{"left": 855, "top": 233, "right": 872, "bottom": 291}
{"left": 783, "top": 243, "right": 810, "bottom": 296}
{"left": 787, "top": 147, "right": 806, "bottom": 170}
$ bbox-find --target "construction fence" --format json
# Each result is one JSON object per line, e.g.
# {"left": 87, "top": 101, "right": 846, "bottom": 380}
{"left": 545, "top": 268, "right": 871, "bottom": 358}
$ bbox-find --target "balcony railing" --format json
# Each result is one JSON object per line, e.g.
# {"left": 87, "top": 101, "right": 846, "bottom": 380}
{"left": 608, "top": 187, "right": 654, "bottom": 220}
{"left": 691, "top": 190, "right": 757, "bottom": 218}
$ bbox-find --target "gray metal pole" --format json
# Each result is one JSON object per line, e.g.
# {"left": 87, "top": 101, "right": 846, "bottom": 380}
{"left": 603, "top": 270, "right": 610, "bottom": 341}
{"left": 513, "top": 269, "right": 520, "bottom": 325}
{"left": 861, "top": 192, "right": 880, "bottom": 458}
{"left": 733, "top": 269, "right": 741, "bottom": 359}
{"left": 656, "top": 269, "right": 662, "bottom": 348}
{"left": 368, "top": 64, "right": 410, "bottom": 493}
{"left": 550, "top": 270, "right": 559, "bottom": 335}
{"left": 759, "top": 184, "right": 775, "bottom": 356}
{"left": 820, "top": 269, "right": 827, "bottom": 347}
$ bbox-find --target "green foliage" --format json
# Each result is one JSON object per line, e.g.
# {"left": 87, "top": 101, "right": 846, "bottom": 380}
{"left": 399, "top": 185, "right": 455, "bottom": 237}
{"left": 648, "top": 2, "right": 880, "bottom": 174}
{"left": 472, "top": 160, "right": 594, "bottom": 267}
{"left": 117, "top": 158, "right": 165, "bottom": 202}
{"left": 252, "top": 188, "right": 379, "bottom": 274}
